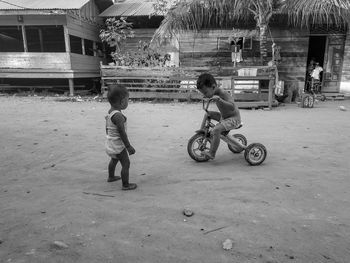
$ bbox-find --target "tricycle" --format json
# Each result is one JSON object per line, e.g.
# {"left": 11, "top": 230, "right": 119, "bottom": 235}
{"left": 187, "top": 98, "right": 267, "bottom": 165}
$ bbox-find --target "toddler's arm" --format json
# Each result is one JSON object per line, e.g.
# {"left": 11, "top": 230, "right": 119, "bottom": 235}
{"left": 111, "top": 113, "right": 135, "bottom": 155}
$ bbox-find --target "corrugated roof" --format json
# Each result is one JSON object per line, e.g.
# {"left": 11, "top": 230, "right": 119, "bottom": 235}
{"left": 0, "top": 0, "right": 90, "bottom": 10}
{"left": 100, "top": 0, "right": 156, "bottom": 17}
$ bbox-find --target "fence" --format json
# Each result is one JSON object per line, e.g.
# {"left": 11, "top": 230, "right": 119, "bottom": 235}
{"left": 101, "top": 64, "right": 278, "bottom": 108}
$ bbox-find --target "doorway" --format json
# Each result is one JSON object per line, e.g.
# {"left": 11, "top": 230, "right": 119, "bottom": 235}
{"left": 305, "top": 36, "right": 327, "bottom": 85}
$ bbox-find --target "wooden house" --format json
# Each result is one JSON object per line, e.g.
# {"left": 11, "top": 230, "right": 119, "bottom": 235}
{"left": 101, "top": 1, "right": 350, "bottom": 99}
{"left": 176, "top": 23, "right": 349, "bottom": 98}
{"left": 100, "top": 0, "right": 179, "bottom": 66}
{"left": 0, "top": 0, "right": 113, "bottom": 95}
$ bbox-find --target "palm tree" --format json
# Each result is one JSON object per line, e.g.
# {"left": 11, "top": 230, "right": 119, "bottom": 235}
{"left": 152, "top": 0, "right": 350, "bottom": 64}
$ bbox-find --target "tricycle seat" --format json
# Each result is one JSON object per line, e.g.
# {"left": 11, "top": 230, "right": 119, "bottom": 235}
{"left": 221, "top": 123, "right": 243, "bottom": 136}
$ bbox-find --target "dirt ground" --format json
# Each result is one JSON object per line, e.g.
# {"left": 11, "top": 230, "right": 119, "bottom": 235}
{"left": 0, "top": 96, "right": 350, "bottom": 263}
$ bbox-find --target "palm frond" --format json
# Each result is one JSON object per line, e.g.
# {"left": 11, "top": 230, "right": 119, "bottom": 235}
{"left": 152, "top": 0, "right": 350, "bottom": 45}
{"left": 152, "top": 0, "right": 245, "bottom": 43}
{"left": 151, "top": 0, "right": 287, "bottom": 43}
{"left": 284, "top": 0, "right": 350, "bottom": 27}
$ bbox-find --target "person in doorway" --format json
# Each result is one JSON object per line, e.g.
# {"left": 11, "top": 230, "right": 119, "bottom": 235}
{"left": 306, "top": 58, "right": 316, "bottom": 92}
{"left": 311, "top": 62, "right": 323, "bottom": 92}
{"left": 307, "top": 58, "right": 316, "bottom": 78}
{"left": 311, "top": 62, "right": 323, "bottom": 81}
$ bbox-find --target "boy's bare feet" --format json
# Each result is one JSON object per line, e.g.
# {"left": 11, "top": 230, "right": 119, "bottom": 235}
{"left": 122, "top": 183, "right": 137, "bottom": 190}
{"left": 107, "top": 176, "right": 121, "bottom": 182}
{"left": 201, "top": 151, "right": 215, "bottom": 160}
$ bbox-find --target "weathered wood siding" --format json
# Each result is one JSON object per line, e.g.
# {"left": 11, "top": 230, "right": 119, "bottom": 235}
{"left": 178, "top": 30, "right": 261, "bottom": 67}
{"left": 0, "top": 53, "right": 73, "bottom": 78}
{"left": 66, "top": 15, "right": 101, "bottom": 42}
{"left": 178, "top": 28, "right": 308, "bottom": 91}
{"left": 340, "top": 31, "right": 350, "bottom": 93}
{"left": 122, "top": 29, "right": 178, "bottom": 52}
{"left": 70, "top": 53, "right": 102, "bottom": 77}
{"left": 0, "top": 0, "right": 104, "bottom": 79}
{"left": 80, "top": 0, "right": 101, "bottom": 23}
{"left": 0, "top": 15, "right": 66, "bottom": 26}
{"left": 117, "top": 29, "right": 179, "bottom": 66}
{"left": 0, "top": 54, "right": 102, "bottom": 78}
{"left": 268, "top": 28, "right": 309, "bottom": 92}
{"left": 179, "top": 30, "right": 231, "bottom": 67}
{"left": 0, "top": 52, "right": 71, "bottom": 69}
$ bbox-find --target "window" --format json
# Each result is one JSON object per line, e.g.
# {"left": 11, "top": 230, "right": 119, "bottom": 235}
{"left": 0, "top": 26, "right": 23, "bottom": 52}
{"left": 26, "top": 26, "right": 65, "bottom": 52}
{"left": 243, "top": 37, "right": 252, "bottom": 50}
{"left": 84, "top": 39, "right": 94, "bottom": 56}
{"left": 217, "top": 37, "right": 253, "bottom": 51}
{"left": 217, "top": 37, "right": 230, "bottom": 51}
{"left": 70, "top": 35, "right": 82, "bottom": 54}
{"left": 96, "top": 42, "right": 104, "bottom": 57}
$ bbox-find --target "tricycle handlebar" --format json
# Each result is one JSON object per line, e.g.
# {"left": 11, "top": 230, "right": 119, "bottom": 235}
{"left": 202, "top": 98, "right": 214, "bottom": 111}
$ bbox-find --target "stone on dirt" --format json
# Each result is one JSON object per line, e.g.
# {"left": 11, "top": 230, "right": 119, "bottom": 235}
{"left": 52, "top": 241, "right": 69, "bottom": 249}
{"left": 183, "top": 208, "right": 194, "bottom": 217}
{"left": 222, "top": 239, "right": 233, "bottom": 250}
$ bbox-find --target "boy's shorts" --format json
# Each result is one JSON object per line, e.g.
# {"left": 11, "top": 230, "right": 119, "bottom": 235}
{"left": 220, "top": 117, "right": 241, "bottom": 131}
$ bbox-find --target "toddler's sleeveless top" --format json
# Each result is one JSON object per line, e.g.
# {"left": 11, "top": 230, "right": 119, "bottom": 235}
{"left": 105, "top": 110, "right": 127, "bottom": 156}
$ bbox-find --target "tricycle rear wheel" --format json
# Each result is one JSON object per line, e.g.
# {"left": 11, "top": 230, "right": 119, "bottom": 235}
{"left": 244, "top": 143, "right": 267, "bottom": 166}
{"left": 228, "top": 134, "right": 247, "bottom": 154}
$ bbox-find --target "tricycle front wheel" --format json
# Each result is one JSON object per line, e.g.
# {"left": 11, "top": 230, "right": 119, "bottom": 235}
{"left": 187, "top": 133, "right": 211, "bottom": 162}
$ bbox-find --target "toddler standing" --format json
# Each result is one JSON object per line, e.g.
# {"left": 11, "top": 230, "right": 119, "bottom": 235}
{"left": 105, "top": 85, "right": 137, "bottom": 190}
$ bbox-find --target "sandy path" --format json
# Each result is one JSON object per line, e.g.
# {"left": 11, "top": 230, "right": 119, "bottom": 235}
{"left": 0, "top": 96, "right": 350, "bottom": 263}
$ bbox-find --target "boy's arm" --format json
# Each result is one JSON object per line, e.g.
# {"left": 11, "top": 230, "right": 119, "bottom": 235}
{"left": 207, "top": 111, "right": 221, "bottom": 121}
{"left": 111, "top": 113, "right": 135, "bottom": 154}
{"left": 213, "top": 90, "right": 236, "bottom": 106}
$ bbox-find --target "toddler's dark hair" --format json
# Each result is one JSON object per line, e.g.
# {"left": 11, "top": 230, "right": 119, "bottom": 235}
{"left": 197, "top": 73, "right": 217, "bottom": 90}
{"left": 107, "top": 85, "right": 129, "bottom": 104}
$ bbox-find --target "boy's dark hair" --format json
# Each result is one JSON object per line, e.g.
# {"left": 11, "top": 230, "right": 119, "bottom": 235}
{"left": 197, "top": 73, "right": 217, "bottom": 90}
{"left": 107, "top": 85, "right": 129, "bottom": 104}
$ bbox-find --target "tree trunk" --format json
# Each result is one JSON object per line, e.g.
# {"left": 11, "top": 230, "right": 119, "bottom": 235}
{"left": 259, "top": 23, "right": 268, "bottom": 64}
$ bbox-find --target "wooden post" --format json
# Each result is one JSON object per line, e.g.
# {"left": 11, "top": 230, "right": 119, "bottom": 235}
{"left": 340, "top": 29, "right": 350, "bottom": 93}
{"left": 21, "top": 25, "right": 28, "bottom": 52}
{"left": 233, "top": 44, "right": 237, "bottom": 68}
{"left": 68, "top": 78, "right": 74, "bottom": 96}
{"left": 93, "top": 41, "right": 97, "bottom": 56}
{"left": 231, "top": 77, "right": 235, "bottom": 96}
{"left": 268, "top": 78, "right": 273, "bottom": 110}
{"left": 81, "top": 38, "right": 85, "bottom": 55}
{"left": 38, "top": 28, "right": 44, "bottom": 52}
{"left": 63, "top": 26, "right": 70, "bottom": 52}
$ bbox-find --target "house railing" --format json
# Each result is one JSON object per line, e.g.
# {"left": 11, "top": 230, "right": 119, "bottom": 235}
{"left": 100, "top": 63, "right": 278, "bottom": 109}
